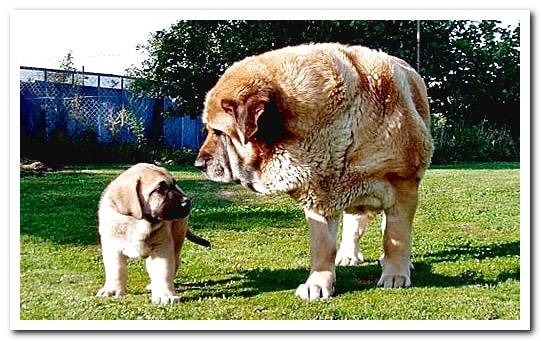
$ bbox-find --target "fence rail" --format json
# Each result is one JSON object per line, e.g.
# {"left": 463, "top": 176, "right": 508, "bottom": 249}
{"left": 20, "top": 66, "right": 204, "bottom": 151}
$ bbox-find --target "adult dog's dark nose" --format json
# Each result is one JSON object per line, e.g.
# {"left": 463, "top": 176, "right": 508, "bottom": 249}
{"left": 194, "top": 155, "right": 207, "bottom": 172}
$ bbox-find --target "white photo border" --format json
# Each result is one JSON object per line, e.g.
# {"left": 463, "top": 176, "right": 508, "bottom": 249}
{"left": 9, "top": 8, "right": 531, "bottom": 331}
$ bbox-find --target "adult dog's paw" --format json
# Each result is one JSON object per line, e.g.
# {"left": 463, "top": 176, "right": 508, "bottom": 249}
{"left": 96, "top": 286, "right": 126, "bottom": 298}
{"left": 378, "top": 254, "right": 414, "bottom": 270}
{"left": 335, "top": 248, "right": 364, "bottom": 266}
{"left": 377, "top": 274, "right": 411, "bottom": 288}
{"left": 377, "top": 257, "right": 412, "bottom": 288}
{"left": 295, "top": 271, "right": 335, "bottom": 302}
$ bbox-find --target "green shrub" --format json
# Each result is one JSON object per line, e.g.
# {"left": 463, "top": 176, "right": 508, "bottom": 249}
{"left": 21, "top": 128, "right": 197, "bottom": 166}
{"left": 21, "top": 104, "right": 200, "bottom": 166}
{"left": 22, "top": 114, "right": 520, "bottom": 167}
{"left": 431, "top": 116, "right": 519, "bottom": 164}
{"left": 149, "top": 147, "right": 197, "bottom": 165}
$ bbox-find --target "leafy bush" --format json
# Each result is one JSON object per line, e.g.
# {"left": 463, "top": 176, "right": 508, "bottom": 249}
{"left": 149, "top": 148, "right": 197, "bottom": 166}
{"left": 21, "top": 127, "right": 197, "bottom": 166}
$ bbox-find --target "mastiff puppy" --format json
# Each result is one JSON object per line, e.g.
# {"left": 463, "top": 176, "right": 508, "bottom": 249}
{"left": 96, "top": 163, "right": 210, "bottom": 304}
{"left": 195, "top": 43, "right": 434, "bottom": 301}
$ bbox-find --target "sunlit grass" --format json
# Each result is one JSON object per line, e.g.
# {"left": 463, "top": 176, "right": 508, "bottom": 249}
{"left": 19, "top": 163, "right": 520, "bottom": 320}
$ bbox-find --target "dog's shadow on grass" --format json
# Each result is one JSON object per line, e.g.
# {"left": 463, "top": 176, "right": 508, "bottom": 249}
{"left": 176, "top": 240, "right": 520, "bottom": 301}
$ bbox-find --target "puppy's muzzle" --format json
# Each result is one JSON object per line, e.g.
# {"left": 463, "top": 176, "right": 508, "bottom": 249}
{"left": 179, "top": 197, "right": 191, "bottom": 216}
{"left": 162, "top": 195, "right": 191, "bottom": 220}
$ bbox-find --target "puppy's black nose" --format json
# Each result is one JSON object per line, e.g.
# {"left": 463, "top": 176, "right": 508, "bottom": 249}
{"left": 180, "top": 197, "right": 191, "bottom": 210}
{"left": 194, "top": 155, "right": 207, "bottom": 172}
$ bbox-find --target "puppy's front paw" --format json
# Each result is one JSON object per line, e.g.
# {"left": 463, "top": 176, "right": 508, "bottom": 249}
{"left": 151, "top": 294, "right": 181, "bottom": 305}
{"left": 150, "top": 285, "right": 181, "bottom": 304}
{"left": 122, "top": 241, "right": 150, "bottom": 259}
{"left": 96, "top": 286, "right": 126, "bottom": 298}
{"left": 377, "top": 257, "right": 412, "bottom": 288}
{"left": 295, "top": 271, "right": 335, "bottom": 302}
{"left": 335, "top": 247, "right": 364, "bottom": 266}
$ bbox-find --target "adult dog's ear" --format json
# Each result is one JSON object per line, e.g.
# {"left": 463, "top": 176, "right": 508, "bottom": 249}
{"left": 109, "top": 174, "right": 143, "bottom": 219}
{"left": 221, "top": 94, "right": 284, "bottom": 145}
{"left": 221, "top": 97, "right": 260, "bottom": 143}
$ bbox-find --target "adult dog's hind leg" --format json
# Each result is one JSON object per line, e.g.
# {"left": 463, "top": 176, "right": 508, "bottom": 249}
{"left": 335, "top": 210, "right": 373, "bottom": 266}
{"left": 378, "top": 178, "right": 419, "bottom": 288}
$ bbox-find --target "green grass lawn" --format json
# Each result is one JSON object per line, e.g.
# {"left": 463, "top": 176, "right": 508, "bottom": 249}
{"left": 19, "top": 163, "right": 520, "bottom": 320}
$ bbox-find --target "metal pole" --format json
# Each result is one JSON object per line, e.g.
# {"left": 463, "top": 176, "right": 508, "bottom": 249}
{"left": 416, "top": 20, "right": 421, "bottom": 72}
{"left": 121, "top": 77, "right": 124, "bottom": 109}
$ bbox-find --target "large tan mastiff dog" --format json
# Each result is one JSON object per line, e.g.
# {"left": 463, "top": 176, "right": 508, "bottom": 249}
{"left": 96, "top": 163, "right": 210, "bottom": 304}
{"left": 195, "top": 43, "right": 433, "bottom": 301}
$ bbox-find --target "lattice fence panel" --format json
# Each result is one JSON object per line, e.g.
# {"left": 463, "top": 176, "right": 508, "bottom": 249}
{"left": 20, "top": 66, "right": 204, "bottom": 150}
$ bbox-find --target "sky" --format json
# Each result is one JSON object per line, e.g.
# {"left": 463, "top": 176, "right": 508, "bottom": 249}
{"left": 12, "top": 11, "right": 520, "bottom": 77}
{"left": 13, "top": 11, "right": 184, "bottom": 75}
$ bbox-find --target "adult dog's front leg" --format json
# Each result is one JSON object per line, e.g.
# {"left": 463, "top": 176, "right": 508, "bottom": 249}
{"left": 295, "top": 209, "right": 338, "bottom": 302}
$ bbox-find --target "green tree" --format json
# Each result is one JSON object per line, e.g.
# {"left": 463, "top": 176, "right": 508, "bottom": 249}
{"left": 59, "top": 50, "right": 76, "bottom": 71}
{"left": 128, "top": 20, "right": 520, "bottom": 162}
{"left": 51, "top": 50, "right": 76, "bottom": 83}
{"left": 128, "top": 20, "right": 425, "bottom": 115}
{"left": 424, "top": 21, "right": 520, "bottom": 138}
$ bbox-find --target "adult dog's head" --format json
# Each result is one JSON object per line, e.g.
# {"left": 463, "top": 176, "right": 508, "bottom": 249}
{"left": 195, "top": 61, "right": 287, "bottom": 193}
{"left": 108, "top": 163, "right": 191, "bottom": 222}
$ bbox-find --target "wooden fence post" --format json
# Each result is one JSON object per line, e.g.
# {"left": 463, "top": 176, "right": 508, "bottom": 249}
{"left": 149, "top": 94, "right": 165, "bottom": 149}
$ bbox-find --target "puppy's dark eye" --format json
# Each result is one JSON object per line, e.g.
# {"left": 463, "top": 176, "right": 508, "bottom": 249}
{"left": 156, "top": 181, "right": 168, "bottom": 193}
{"left": 213, "top": 129, "right": 223, "bottom": 137}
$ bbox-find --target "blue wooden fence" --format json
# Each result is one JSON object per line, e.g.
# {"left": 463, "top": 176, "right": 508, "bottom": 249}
{"left": 20, "top": 66, "right": 204, "bottom": 151}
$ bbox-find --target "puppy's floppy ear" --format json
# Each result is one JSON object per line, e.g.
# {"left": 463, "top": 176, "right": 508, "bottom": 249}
{"left": 108, "top": 173, "right": 143, "bottom": 219}
{"left": 221, "top": 94, "right": 284, "bottom": 145}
